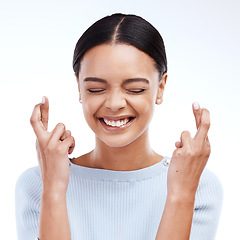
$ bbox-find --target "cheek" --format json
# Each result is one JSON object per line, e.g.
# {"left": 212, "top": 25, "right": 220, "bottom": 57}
{"left": 82, "top": 98, "right": 101, "bottom": 123}
{"left": 129, "top": 95, "right": 155, "bottom": 118}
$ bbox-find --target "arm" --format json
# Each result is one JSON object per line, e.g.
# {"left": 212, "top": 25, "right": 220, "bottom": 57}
{"left": 39, "top": 190, "right": 70, "bottom": 240}
{"left": 156, "top": 103, "right": 211, "bottom": 240}
{"left": 155, "top": 194, "right": 195, "bottom": 240}
{"left": 30, "top": 97, "right": 75, "bottom": 240}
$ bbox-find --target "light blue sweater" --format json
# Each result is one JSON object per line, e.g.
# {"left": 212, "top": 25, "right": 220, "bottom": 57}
{"left": 15, "top": 156, "right": 223, "bottom": 240}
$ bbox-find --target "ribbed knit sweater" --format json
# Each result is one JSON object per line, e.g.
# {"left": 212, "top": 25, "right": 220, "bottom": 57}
{"left": 15, "top": 156, "right": 223, "bottom": 240}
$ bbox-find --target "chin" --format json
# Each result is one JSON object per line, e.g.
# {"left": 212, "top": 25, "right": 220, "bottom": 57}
{"left": 96, "top": 131, "right": 145, "bottom": 149}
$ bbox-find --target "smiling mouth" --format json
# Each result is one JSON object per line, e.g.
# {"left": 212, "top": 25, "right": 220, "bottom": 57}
{"left": 99, "top": 117, "right": 135, "bottom": 128}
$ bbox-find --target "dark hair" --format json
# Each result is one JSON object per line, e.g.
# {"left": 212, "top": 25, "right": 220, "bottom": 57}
{"left": 73, "top": 13, "right": 167, "bottom": 79}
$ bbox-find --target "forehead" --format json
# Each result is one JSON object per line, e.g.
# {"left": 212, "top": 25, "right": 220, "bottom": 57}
{"left": 79, "top": 44, "right": 159, "bottom": 81}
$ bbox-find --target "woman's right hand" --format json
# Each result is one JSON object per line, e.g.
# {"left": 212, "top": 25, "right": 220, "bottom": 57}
{"left": 30, "top": 96, "right": 75, "bottom": 195}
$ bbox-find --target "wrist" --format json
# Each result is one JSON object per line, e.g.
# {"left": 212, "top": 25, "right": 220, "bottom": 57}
{"left": 167, "top": 191, "right": 196, "bottom": 205}
{"left": 42, "top": 179, "right": 68, "bottom": 195}
{"left": 40, "top": 190, "right": 67, "bottom": 217}
{"left": 41, "top": 186, "right": 67, "bottom": 202}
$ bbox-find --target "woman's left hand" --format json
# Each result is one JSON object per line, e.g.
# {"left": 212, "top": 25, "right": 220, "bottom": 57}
{"left": 167, "top": 103, "right": 211, "bottom": 200}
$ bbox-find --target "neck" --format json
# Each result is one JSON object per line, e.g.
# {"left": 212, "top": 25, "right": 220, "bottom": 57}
{"left": 87, "top": 129, "right": 163, "bottom": 171}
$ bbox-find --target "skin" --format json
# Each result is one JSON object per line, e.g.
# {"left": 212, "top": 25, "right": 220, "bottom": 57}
{"left": 30, "top": 43, "right": 211, "bottom": 240}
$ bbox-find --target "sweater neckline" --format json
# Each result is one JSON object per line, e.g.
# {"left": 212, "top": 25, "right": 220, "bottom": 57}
{"left": 69, "top": 156, "right": 170, "bottom": 181}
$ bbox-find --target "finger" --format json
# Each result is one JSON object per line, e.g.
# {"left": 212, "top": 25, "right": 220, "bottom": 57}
{"left": 68, "top": 136, "right": 75, "bottom": 155}
{"left": 30, "top": 103, "right": 46, "bottom": 138}
{"left": 60, "top": 130, "right": 71, "bottom": 141}
{"left": 194, "top": 108, "right": 210, "bottom": 142}
{"left": 180, "top": 131, "right": 191, "bottom": 147}
{"left": 40, "top": 96, "right": 49, "bottom": 130}
{"left": 35, "top": 139, "right": 45, "bottom": 177}
{"left": 48, "top": 123, "right": 66, "bottom": 144}
{"left": 36, "top": 139, "right": 43, "bottom": 168}
{"left": 61, "top": 136, "right": 75, "bottom": 154}
{"left": 175, "top": 141, "right": 183, "bottom": 148}
{"left": 192, "top": 102, "right": 201, "bottom": 129}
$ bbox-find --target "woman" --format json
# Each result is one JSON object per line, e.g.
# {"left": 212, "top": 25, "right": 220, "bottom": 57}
{"left": 15, "top": 13, "right": 223, "bottom": 240}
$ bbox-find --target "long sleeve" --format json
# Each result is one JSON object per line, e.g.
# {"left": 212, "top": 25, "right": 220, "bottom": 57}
{"left": 15, "top": 167, "right": 42, "bottom": 240}
{"left": 190, "top": 168, "right": 224, "bottom": 240}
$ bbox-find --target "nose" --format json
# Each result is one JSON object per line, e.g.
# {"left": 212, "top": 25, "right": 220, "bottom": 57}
{"left": 104, "top": 89, "right": 127, "bottom": 112}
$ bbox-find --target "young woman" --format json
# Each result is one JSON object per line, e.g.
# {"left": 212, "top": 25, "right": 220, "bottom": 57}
{"left": 15, "top": 13, "right": 223, "bottom": 240}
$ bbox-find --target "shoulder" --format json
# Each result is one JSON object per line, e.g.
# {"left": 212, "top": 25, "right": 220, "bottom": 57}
{"left": 15, "top": 166, "right": 41, "bottom": 239}
{"left": 15, "top": 166, "right": 42, "bottom": 204}
{"left": 190, "top": 168, "right": 223, "bottom": 239}
{"left": 194, "top": 167, "right": 223, "bottom": 216}
{"left": 16, "top": 166, "right": 41, "bottom": 187}
{"left": 197, "top": 167, "right": 223, "bottom": 199}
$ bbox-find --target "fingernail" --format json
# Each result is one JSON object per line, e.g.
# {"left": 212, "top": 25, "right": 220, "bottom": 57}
{"left": 193, "top": 102, "right": 199, "bottom": 110}
{"left": 41, "top": 96, "right": 45, "bottom": 104}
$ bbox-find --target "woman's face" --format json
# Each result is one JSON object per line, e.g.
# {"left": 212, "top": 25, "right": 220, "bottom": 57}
{"left": 77, "top": 44, "right": 167, "bottom": 147}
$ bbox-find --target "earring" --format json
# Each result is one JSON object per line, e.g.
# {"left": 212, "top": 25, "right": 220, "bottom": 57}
{"left": 156, "top": 99, "right": 161, "bottom": 104}
{"left": 80, "top": 99, "right": 82, "bottom": 104}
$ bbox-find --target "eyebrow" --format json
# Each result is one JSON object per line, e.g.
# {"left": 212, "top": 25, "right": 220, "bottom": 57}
{"left": 124, "top": 78, "right": 149, "bottom": 84}
{"left": 84, "top": 77, "right": 149, "bottom": 84}
{"left": 84, "top": 77, "right": 107, "bottom": 83}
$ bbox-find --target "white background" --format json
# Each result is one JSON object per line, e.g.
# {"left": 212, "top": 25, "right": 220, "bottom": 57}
{"left": 0, "top": 0, "right": 239, "bottom": 239}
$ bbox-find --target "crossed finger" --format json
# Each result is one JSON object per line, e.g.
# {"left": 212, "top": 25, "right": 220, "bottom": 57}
{"left": 192, "top": 102, "right": 210, "bottom": 143}
{"left": 40, "top": 96, "right": 49, "bottom": 130}
{"left": 30, "top": 104, "right": 47, "bottom": 140}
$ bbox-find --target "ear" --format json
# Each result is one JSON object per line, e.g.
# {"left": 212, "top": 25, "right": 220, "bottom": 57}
{"left": 155, "top": 72, "right": 167, "bottom": 105}
{"left": 75, "top": 76, "right": 82, "bottom": 103}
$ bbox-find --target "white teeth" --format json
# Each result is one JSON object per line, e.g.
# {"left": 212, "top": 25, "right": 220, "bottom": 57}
{"left": 103, "top": 118, "right": 131, "bottom": 127}
{"left": 116, "top": 120, "right": 121, "bottom": 127}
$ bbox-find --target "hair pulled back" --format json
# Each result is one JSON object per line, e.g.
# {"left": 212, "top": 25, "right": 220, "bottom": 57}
{"left": 73, "top": 13, "right": 167, "bottom": 79}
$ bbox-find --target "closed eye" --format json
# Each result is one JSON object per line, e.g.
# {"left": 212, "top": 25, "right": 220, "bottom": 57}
{"left": 127, "top": 89, "right": 146, "bottom": 94}
{"left": 87, "top": 89, "right": 106, "bottom": 93}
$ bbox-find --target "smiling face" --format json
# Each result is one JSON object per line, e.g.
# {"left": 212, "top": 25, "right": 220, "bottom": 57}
{"left": 77, "top": 44, "right": 167, "bottom": 148}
